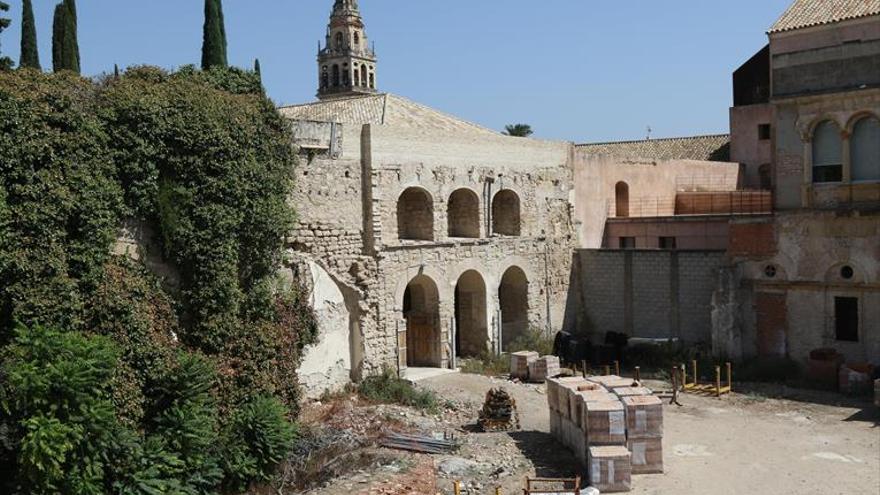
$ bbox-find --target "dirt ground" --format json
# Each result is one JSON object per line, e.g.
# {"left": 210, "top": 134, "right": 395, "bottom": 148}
{"left": 299, "top": 373, "right": 880, "bottom": 495}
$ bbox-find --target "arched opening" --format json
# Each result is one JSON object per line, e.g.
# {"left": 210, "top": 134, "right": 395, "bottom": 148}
{"left": 499, "top": 266, "right": 529, "bottom": 351}
{"left": 369, "top": 72, "right": 375, "bottom": 88}
{"left": 492, "top": 190, "right": 521, "bottom": 236}
{"left": 335, "top": 32, "right": 343, "bottom": 49}
{"left": 455, "top": 270, "right": 488, "bottom": 358}
{"left": 851, "top": 116, "right": 880, "bottom": 182}
{"left": 397, "top": 187, "right": 434, "bottom": 241}
{"left": 354, "top": 32, "right": 360, "bottom": 45}
{"left": 342, "top": 65, "right": 350, "bottom": 86}
{"left": 353, "top": 68, "right": 359, "bottom": 86}
{"left": 332, "top": 65, "right": 340, "bottom": 87}
{"left": 321, "top": 67, "right": 329, "bottom": 89}
{"left": 812, "top": 120, "right": 842, "bottom": 183}
{"left": 403, "top": 275, "right": 441, "bottom": 368}
{"left": 361, "top": 64, "right": 368, "bottom": 86}
{"left": 447, "top": 189, "right": 480, "bottom": 238}
{"left": 615, "top": 182, "right": 630, "bottom": 218}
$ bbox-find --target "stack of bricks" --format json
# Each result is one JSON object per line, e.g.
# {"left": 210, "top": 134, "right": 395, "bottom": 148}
{"left": 528, "top": 355, "right": 561, "bottom": 383}
{"left": 510, "top": 351, "right": 538, "bottom": 380}
{"left": 545, "top": 375, "right": 664, "bottom": 493}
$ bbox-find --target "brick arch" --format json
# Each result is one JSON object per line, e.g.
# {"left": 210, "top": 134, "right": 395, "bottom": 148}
{"left": 447, "top": 188, "right": 481, "bottom": 238}
{"left": 397, "top": 187, "right": 434, "bottom": 241}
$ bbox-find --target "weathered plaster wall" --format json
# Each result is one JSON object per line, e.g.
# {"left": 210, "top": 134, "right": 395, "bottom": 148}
{"left": 571, "top": 151, "right": 741, "bottom": 248}
{"left": 722, "top": 211, "right": 880, "bottom": 365}
{"left": 729, "top": 103, "right": 774, "bottom": 189}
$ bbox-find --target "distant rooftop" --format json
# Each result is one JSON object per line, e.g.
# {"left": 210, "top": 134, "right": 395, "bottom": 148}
{"left": 576, "top": 134, "right": 731, "bottom": 162}
{"left": 278, "top": 93, "right": 499, "bottom": 136}
{"left": 769, "top": 0, "right": 880, "bottom": 33}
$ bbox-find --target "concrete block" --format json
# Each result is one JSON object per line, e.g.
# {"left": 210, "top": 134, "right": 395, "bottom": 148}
{"left": 510, "top": 351, "right": 539, "bottom": 380}
{"left": 612, "top": 386, "right": 653, "bottom": 398}
{"left": 589, "top": 445, "right": 632, "bottom": 493}
{"left": 529, "top": 355, "right": 561, "bottom": 382}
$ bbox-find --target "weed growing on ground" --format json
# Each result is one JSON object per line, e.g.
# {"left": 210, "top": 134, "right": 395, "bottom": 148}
{"left": 358, "top": 369, "right": 440, "bottom": 412}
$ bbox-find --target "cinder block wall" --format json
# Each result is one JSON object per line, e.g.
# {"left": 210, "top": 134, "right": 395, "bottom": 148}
{"left": 569, "top": 249, "right": 726, "bottom": 344}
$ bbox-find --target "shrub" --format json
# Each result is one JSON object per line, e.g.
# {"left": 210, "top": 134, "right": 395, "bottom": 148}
{"left": 506, "top": 327, "right": 555, "bottom": 356}
{"left": 358, "top": 369, "right": 439, "bottom": 412}
{"left": 0, "top": 325, "right": 123, "bottom": 494}
{"left": 221, "top": 396, "right": 296, "bottom": 492}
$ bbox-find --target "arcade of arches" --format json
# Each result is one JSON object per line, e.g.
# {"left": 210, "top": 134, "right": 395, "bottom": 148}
{"left": 402, "top": 267, "right": 531, "bottom": 368}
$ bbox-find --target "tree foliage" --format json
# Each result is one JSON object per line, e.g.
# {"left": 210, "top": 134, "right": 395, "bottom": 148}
{"left": 51, "top": 0, "right": 79, "bottom": 73}
{"left": 0, "top": 66, "right": 317, "bottom": 493}
{"left": 201, "top": 0, "right": 228, "bottom": 70}
{"left": 503, "top": 123, "right": 533, "bottom": 138}
{"left": 0, "top": 1, "right": 12, "bottom": 70}
{"left": 19, "top": 0, "right": 40, "bottom": 70}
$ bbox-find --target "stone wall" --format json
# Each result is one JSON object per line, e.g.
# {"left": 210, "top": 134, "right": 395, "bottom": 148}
{"left": 719, "top": 211, "right": 880, "bottom": 365}
{"left": 567, "top": 249, "right": 726, "bottom": 344}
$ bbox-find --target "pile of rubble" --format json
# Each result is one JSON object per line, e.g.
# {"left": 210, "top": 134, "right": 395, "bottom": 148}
{"left": 478, "top": 388, "right": 520, "bottom": 432}
{"left": 546, "top": 375, "right": 664, "bottom": 493}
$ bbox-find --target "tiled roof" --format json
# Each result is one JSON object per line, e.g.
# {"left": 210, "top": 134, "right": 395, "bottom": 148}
{"left": 576, "top": 134, "right": 731, "bottom": 162}
{"left": 278, "top": 93, "right": 499, "bottom": 136}
{"left": 769, "top": 0, "right": 880, "bottom": 33}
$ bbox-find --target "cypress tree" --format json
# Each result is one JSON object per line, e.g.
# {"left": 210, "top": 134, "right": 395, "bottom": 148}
{"left": 216, "top": 0, "right": 227, "bottom": 62}
{"left": 52, "top": 3, "right": 64, "bottom": 71}
{"left": 113, "top": 63, "right": 119, "bottom": 79}
{"left": 201, "top": 0, "right": 227, "bottom": 70}
{"left": 62, "top": 0, "right": 80, "bottom": 73}
{"left": 0, "top": 1, "right": 11, "bottom": 70}
{"left": 20, "top": 0, "right": 41, "bottom": 70}
{"left": 254, "top": 58, "right": 261, "bottom": 77}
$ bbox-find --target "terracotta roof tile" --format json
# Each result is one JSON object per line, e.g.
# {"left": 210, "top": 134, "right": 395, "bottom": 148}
{"left": 769, "top": 0, "right": 880, "bottom": 33}
{"left": 576, "top": 134, "right": 731, "bottom": 162}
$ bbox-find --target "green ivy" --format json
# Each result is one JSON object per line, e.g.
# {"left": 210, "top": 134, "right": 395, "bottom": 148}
{"left": 0, "top": 66, "right": 317, "bottom": 493}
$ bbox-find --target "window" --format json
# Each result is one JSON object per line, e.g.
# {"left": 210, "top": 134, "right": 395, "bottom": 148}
{"left": 615, "top": 182, "right": 630, "bottom": 218}
{"left": 659, "top": 237, "right": 677, "bottom": 250}
{"left": 851, "top": 116, "right": 880, "bottom": 182}
{"left": 321, "top": 67, "right": 329, "bottom": 89}
{"left": 834, "top": 297, "right": 859, "bottom": 342}
{"left": 353, "top": 68, "right": 359, "bottom": 86}
{"left": 361, "top": 64, "right": 368, "bottom": 86}
{"left": 332, "top": 65, "right": 340, "bottom": 87}
{"left": 354, "top": 32, "right": 360, "bottom": 45}
{"left": 619, "top": 237, "right": 636, "bottom": 249}
{"left": 335, "top": 32, "right": 343, "bottom": 49}
{"left": 758, "top": 124, "right": 771, "bottom": 141}
{"left": 812, "top": 121, "right": 842, "bottom": 183}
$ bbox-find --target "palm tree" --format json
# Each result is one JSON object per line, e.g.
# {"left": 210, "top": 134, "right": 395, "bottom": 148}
{"left": 503, "top": 124, "right": 533, "bottom": 138}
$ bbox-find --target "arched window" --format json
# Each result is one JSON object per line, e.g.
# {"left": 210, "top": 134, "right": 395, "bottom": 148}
{"left": 321, "top": 66, "right": 329, "bottom": 89}
{"left": 615, "top": 182, "right": 630, "bottom": 218}
{"left": 354, "top": 32, "right": 360, "bottom": 45}
{"left": 353, "top": 68, "right": 359, "bottom": 86}
{"left": 342, "top": 64, "right": 350, "bottom": 86}
{"left": 361, "top": 64, "right": 368, "bottom": 86}
{"left": 812, "top": 120, "right": 842, "bottom": 183}
{"left": 332, "top": 65, "right": 340, "bottom": 87}
{"left": 447, "top": 189, "right": 480, "bottom": 238}
{"left": 335, "top": 32, "right": 343, "bottom": 49}
{"left": 492, "top": 190, "right": 521, "bottom": 236}
{"left": 397, "top": 188, "right": 434, "bottom": 241}
{"left": 369, "top": 72, "right": 375, "bottom": 89}
{"left": 851, "top": 116, "right": 880, "bottom": 182}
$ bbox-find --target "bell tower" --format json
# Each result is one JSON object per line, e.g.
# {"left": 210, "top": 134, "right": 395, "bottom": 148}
{"left": 317, "top": 0, "right": 378, "bottom": 100}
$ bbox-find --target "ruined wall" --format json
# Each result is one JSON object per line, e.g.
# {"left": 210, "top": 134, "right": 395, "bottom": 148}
{"left": 571, "top": 151, "right": 741, "bottom": 248}
{"left": 568, "top": 249, "right": 726, "bottom": 344}
{"left": 723, "top": 211, "right": 880, "bottom": 366}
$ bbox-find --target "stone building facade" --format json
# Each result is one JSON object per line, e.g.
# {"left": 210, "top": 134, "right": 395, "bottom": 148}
{"left": 283, "top": 0, "right": 879, "bottom": 396}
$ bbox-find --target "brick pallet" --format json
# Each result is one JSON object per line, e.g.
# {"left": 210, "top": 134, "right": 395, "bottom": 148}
{"left": 583, "top": 400, "right": 627, "bottom": 446}
{"left": 627, "top": 438, "right": 664, "bottom": 474}
{"left": 589, "top": 446, "right": 632, "bottom": 493}
{"left": 510, "top": 351, "right": 539, "bottom": 380}
{"left": 528, "top": 355, "right": 561, "bottom": 382}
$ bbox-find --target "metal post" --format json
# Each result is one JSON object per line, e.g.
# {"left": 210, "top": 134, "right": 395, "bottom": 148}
{"left": 634, "top": 366, "right": 641, "bottom": 382}
{"left": 692, "top": 360, "right": 698, "bottom": 386}
{"left": 715, "top": 365, "right": 722, "bottom": 397}
{"left": 581, "top": 360, "right": 588, "bottom": 379}
{"left": 614, "top": 360, "right": 620, "bottom": 376}
{"left": 604, "top": 365, "right": 611, "bottom": 376}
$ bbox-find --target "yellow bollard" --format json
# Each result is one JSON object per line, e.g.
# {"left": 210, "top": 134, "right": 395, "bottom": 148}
{"left": 454, "top": 480, "right": 461, "bottom": 495}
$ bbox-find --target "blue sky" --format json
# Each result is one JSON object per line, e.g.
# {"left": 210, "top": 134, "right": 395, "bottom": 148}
{"left": 1, "top": 1, "right": 792, "bottom": 142}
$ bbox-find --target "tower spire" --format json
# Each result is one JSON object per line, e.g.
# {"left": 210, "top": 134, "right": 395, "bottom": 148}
{"left": 317, "top": 0, "right": 377, "bottom": 100}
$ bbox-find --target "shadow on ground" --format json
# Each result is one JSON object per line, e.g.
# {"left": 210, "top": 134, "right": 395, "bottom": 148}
{"left": 507, "top": 430, "right": 583, "bottom": 479}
